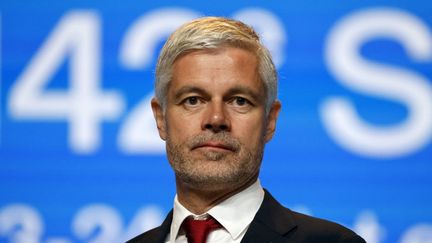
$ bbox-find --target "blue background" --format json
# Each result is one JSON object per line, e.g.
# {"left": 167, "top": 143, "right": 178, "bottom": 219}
{"left": 1, "top": 1, "right": 431, "bottom": 243}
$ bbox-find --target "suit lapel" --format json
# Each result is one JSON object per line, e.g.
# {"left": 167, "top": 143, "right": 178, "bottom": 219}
{"left": 151, "top": 190, "right": 296, "bottom": 243}
{"left": 240, "top": 190, "right": 297, "bottom": 243}
{"left": 154, "top": 210, "right": 173, "bottom": 243}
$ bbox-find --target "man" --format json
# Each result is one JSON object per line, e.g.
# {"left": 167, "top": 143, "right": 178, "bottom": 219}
{"left": 127, "top": 17, "right": 366, "bottom": 243}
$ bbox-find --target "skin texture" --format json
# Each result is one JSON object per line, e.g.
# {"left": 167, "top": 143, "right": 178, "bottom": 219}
{"left": 152, "top": 47, "right": 281, "bottom": 214}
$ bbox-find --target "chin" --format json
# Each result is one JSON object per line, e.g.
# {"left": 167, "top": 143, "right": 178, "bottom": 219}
{"left": 178, "top": 168, "right": 248, "bottom": 191}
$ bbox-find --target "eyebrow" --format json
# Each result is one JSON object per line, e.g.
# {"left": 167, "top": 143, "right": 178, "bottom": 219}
{"left": 173, "top": 86, "right": 208, "bottom": 101}
{"left": 173, "top": 84, "right": 264, "bottom": 103}
{"left": 224, "top": 85, "right": 263, "bottom": 103}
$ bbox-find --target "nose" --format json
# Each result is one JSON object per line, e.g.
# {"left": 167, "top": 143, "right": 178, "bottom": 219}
{"left": 201, "top": 100, "right": 231, "bottom": 133}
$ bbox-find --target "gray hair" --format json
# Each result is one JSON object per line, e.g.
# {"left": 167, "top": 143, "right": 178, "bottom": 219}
{"left": 155, "top": 16, "right": 278, "bottom": 112}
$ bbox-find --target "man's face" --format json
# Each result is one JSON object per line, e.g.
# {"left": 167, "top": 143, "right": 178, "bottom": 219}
{"left": 152, "top": 47, "right": 280, "bottom": 191}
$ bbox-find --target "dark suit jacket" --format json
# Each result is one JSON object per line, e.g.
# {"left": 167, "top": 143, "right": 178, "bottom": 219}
{"left": 127, "top": 190, "right": 366, "bottom": 243}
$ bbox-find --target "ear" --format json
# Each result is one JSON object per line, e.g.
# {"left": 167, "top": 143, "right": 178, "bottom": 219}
{"left": 264, "top": 101, "right": 281, "bottom": 143}
{"left": 151, "top": 98, "right": 167, "bottom": 141}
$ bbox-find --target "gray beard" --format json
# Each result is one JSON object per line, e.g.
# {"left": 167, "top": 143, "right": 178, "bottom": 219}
{"left": 166, "top": 132, "right": 264, "bottom": 191}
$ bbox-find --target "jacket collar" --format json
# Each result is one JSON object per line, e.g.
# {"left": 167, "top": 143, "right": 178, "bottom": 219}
{"left": 240, "top": 189, "right": 298, "bottom": 242}
{"left": 154, "top": 189, "right": 297, "bottom": 243}
{"left": 154, "top": 210, "right": 173, "bottom": 243}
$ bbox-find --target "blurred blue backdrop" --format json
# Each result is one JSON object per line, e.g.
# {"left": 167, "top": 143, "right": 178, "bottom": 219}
{"left": 1, "top": 1, "right": 432, "bottom": 243}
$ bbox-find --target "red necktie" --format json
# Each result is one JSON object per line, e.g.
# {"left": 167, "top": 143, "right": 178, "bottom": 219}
{"left": 182, "top": 216, "right": 222, "bottom": 243}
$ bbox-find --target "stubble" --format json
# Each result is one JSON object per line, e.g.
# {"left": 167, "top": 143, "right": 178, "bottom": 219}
{"left": 166, "top": 132, "right": 264, "bottom": 191}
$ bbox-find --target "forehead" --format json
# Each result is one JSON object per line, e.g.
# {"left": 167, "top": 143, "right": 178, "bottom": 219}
{"left": 169, "top": 47, "right": 263, "bottom": 95}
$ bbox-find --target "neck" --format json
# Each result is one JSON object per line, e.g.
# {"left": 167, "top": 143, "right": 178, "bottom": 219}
{"left": 176, "top": 174, "right": 258, "bottom": 215}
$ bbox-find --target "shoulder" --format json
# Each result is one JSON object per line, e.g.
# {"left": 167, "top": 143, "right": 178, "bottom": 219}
{"left": 289, "top": 210, "right": 366, "bottom": 242}
{"left": 253, "top": 190, "right": 366, "bottom": 243}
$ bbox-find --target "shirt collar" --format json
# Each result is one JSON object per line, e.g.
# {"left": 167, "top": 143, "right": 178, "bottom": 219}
{"left": 169, "top": 180, "right": 264, "bottom": 242}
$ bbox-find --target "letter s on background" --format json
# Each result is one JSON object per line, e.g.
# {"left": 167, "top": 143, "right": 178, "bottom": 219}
{"left": 322, "top": 8, "right": 432, "bottom": 159}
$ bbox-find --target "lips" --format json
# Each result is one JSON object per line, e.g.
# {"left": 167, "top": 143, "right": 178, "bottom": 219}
{"left": 193, "top": 141, "right": 235, "bottom": 152}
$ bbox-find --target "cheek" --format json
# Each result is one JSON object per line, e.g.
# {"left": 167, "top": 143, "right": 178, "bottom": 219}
{"left": 166, "top": 111, "right": 199, "bottom": 140}
{"left": 232, "top": 115, "right": 266, "bottom": 144}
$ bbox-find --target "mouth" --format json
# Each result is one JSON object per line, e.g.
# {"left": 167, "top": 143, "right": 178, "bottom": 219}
{"left": 192, "top": 142, "right": 236, "bottom": 152}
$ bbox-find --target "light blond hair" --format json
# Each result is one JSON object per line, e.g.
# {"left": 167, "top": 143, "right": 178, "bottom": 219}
{"left": 155, "top": 16, "right": 277, "bottom": 112}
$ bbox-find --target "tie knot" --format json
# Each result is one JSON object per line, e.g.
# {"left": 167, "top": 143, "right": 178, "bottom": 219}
{"left": 182, "top": 216, "right": 222, "bottom": 243}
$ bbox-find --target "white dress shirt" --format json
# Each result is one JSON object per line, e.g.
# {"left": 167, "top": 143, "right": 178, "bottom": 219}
{"left": 165, "top": 180, "right": 265, "bottom": 243}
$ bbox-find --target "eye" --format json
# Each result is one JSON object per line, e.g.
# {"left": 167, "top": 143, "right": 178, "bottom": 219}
{"left": 228, "top": 96, "right": 254, "bottom": 112}
{"left": 183, "top": 96, "right": 201, "bottom": 106}
{"left": 233, "top": 97, "right": 249, "bottom": 106}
